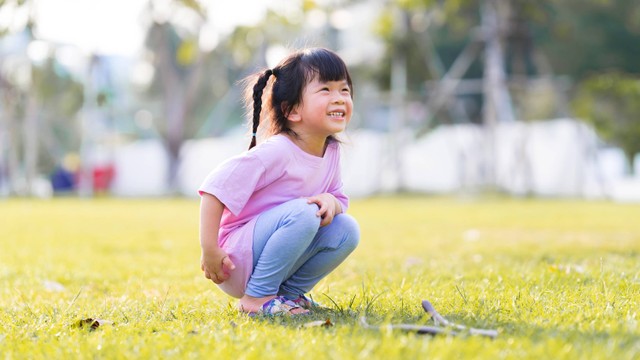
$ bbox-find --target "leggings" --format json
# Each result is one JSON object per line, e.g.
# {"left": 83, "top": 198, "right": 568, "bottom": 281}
{"left": 244, "top": 198, "right": 360, "bottom": 299}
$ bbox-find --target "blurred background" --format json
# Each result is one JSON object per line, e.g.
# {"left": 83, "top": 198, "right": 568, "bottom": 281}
{"left": 0, "top": 0, "right": 638, "bottom": 201}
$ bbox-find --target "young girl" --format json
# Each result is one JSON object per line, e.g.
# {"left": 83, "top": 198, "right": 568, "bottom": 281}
{"left": 198, "top": 47, "right": 360, "bottom": 315}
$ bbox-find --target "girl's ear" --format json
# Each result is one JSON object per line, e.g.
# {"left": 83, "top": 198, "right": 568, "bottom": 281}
{"left": 284, "top": 103, "right": 302, "bottom": 122}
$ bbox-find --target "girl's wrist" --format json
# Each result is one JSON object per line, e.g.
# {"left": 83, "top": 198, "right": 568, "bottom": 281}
{"left": 201, "top": 242, "right": 221, "bottom": 253}
{"left": 333, "top": 196, "right": 343, "bottom": 214}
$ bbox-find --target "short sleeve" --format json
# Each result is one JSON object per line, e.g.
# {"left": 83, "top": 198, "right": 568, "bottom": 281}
{"left": 198, "top": 153, "right": 266, "bottom": 216}
{"left": 328, "top": 174, "right": 349, "bottom": 212}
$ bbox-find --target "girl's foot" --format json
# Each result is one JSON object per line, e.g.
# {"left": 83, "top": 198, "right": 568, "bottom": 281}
{"left": 239, "top": 295, "right": 309, "bottom": 315}
{"left": 288, "top": 294, "right": 322, "bottom": 309}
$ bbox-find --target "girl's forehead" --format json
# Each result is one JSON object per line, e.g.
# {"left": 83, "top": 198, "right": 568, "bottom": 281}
{"left": 308, "top": 76, "right": 349, "bottom": 85}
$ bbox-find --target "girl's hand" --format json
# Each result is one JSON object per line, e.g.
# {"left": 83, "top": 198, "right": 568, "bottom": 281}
{"left": 307, "top": 193, "right": 342, "bottom": 226}
{"left": 200, "top": 247, "right": 236, "bottom": 284}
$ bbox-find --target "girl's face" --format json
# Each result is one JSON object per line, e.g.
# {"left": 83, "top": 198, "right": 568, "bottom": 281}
{"left": 288, "top": 75, "right": 353, "bottom": 137}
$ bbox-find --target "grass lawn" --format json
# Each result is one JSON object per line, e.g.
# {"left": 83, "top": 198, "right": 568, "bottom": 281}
{"left": 0, "top": 196, "right": 639, "bottom": 359}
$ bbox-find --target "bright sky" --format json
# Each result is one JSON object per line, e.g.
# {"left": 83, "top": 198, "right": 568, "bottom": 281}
{"left": 33, "top": 0, "right": 273, "bottom": 56}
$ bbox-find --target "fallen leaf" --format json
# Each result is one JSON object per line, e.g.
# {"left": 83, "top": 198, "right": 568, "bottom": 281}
{"left": 76, "top": 318, "right": 114, "bottom": 331}
{"left": 303, "top": 318, "right": 333, "bottom": 328}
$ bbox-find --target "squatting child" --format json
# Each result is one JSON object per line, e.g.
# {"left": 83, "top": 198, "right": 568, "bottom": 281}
{"left": 198, "top": 47, "right": 360, "bottom": 315}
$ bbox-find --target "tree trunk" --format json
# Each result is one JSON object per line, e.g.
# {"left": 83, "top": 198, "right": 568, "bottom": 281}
{"left": 154, "top": 23, "right": 205, "bottom": 194}
{"left": 0, "top": 86, "right": 25, "bottom": 196}
{"left": 23, "top": 93, "right": 39, "bottom": 196}
{"left": 482, "top": 0, "right": 515, "bottom": 188}
{"left": 165, "top": 91, "right": 185, "bottom": 193}
{"left": 0, "top": 90, "right": 20, "bottom": 196}
{"left": 625, "top": 150, "right": 636, "bottom": 176}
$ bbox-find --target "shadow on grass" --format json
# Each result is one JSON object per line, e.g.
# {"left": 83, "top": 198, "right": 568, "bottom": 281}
{"left": 245, "top": 302, "right": 639, "bottom": 351}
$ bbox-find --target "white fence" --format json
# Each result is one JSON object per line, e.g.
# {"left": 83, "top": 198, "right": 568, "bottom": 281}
{"left": 104, "top": 119, "right": 640, "bottom": 201}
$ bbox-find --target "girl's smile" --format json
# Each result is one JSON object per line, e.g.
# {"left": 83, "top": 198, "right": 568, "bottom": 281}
{"left": 328, "top": 111, "right": 346, "bottom": 119}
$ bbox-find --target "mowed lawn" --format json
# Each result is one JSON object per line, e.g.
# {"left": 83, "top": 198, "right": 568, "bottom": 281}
{"left": 0, "top": 196, "right": 639, "bottom": 359}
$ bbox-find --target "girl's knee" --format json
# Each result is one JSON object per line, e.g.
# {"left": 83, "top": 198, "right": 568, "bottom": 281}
{"left": 334, "top": 214, "right": 360, "bottom": 251}
{"left": 286, "top": 198, "right": 321, "bottom": 230}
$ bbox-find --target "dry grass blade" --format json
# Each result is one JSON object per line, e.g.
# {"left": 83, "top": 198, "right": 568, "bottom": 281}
{"left": 421, "top": 300, "right": 498, "bottom": 339}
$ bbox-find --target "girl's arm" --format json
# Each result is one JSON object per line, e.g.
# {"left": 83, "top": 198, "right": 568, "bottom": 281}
{"left": 200, "top": 193, "right": 235, "bottom": 284}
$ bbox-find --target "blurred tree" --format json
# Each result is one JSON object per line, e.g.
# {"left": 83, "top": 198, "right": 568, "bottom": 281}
{"left": 373, "top": 0, "right": 541, "bottom": 126}
{"left": 191, "top": 10, "right": 305, "bottom": 137}
{"left": 573, "top": 72, "right": 640, "bottom": 174}
{"left": 374, "top": 0, "right": 640, "bottom": 127}
{"left": 377, "top": 0, "right": 640, "bottom": 83}
{"left": 31, "top": 54, "right": 84, "bottom": 169}
{"left": 535, "top": 0, "right": 640, "bottom": 80}
{"left": 142, "top": 0, "right": 208, "bottom": 192}
{"left": 140, "top": 1, "right": 304, "bottom": 191}
{"left": 0, "top": 3, "right": 84, "bottom": 196}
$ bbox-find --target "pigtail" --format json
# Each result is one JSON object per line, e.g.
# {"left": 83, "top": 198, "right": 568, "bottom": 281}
{"left": 249, "top": 69, "right": 274, "bottom": 150}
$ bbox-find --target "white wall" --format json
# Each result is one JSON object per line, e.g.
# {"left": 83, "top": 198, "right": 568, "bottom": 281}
{"left": 113, "top": 119, "right": 640, "bottom": 202}
{"left": 111, "top": 139, "right": 169, "bottom": 197}
{"left": 177, "top": 135, "right": 246, "bottom": 197}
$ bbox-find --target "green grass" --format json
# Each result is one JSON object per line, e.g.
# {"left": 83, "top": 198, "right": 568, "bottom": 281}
{"left": 0, "top": 196, "right": 639, "bottom": 359}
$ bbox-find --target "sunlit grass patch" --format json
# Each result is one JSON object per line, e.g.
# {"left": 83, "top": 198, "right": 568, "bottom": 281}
{"left": 0, "top": 196, "right": 639, "bottom": 359}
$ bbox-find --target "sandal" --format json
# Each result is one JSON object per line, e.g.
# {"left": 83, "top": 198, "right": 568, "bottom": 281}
{"left": 288, "top": 294, "right": 322, "bottom": 310}
{"left": 249, "top": 296, "right": 307, "bottom": 316}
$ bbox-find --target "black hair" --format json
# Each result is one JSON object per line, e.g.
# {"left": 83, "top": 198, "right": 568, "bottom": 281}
{"left": 244, "top": 47, "right": 353, "bottom": 150}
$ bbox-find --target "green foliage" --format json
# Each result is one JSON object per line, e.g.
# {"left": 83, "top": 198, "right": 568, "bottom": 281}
{"left": 177, "top": 0, "right": 205, "bottom": 17}
{"left": 373, "top": 1, "right": 482, "bottom": 93}
{"left": 373, "top": 0, "right": 640, "bottom": 90}
{"left": 140, "top": 4, "right": 307, "bottom": 141}
{"left": 31, "top": 58, "right": 84, "bottom": 116}
{"left": 573, "top": 72, "right": 640, "bottom": 172}
{"left": 0, "top": 197, "right": 639, "bottom": 359}
{"left": 534, "top": 0, "right": 640, "bottom": 79}
{"left": 32, "top": 58, "right": 84, "bottom": 173}
{"left": 0, "top": 37, "right": 84, "bottom": 174}
{"left": 0, "top": 0, "right": 30, "bottom": 36}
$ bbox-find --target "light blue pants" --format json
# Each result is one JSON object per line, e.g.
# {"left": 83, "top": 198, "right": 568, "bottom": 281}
{"left": 245, "top": 198, "right": 360, "bottom": 299}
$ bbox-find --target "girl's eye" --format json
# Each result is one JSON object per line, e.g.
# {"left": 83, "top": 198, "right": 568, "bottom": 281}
{"left": 342, "top": 88, "right": 350, "bottom": 93}
{"left": 321, "top": 87, "right": 330, "bottom": 92}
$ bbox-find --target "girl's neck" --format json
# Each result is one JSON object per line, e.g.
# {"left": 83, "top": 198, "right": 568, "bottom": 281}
{"left": 284, "top": 132, "right": 328, "bottom": 157}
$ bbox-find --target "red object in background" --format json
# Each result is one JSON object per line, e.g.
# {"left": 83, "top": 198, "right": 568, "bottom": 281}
{"left": 92, "top": 164, "right": 115, "bottom": 193}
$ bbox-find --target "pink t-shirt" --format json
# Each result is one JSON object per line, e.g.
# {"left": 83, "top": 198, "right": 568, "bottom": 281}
{"left": 198, "top": 134, "right": 348, "bottom": 298}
